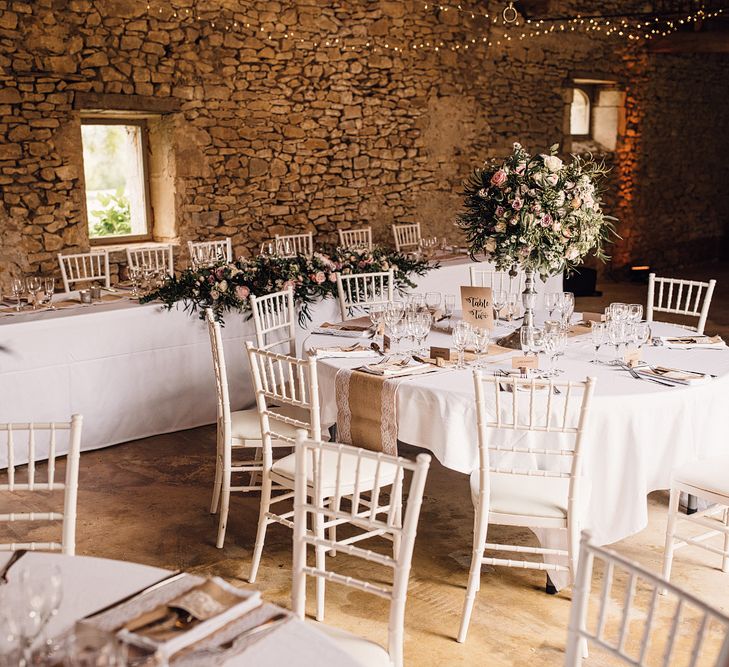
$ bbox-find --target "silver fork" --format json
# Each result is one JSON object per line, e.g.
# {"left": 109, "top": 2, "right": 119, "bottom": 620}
{"left": 619, "top": 363, "right": 675, "bottom": 387}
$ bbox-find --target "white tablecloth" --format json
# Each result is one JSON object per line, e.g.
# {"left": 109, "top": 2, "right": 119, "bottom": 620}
{"left": 307, "top": 320, "right": 729, "bottom": 550}
{"left": 0, "top": 552, "right": 356, "bottom": 666}
{"left": 0, "top": 259, "right": 561, "bottom": 466}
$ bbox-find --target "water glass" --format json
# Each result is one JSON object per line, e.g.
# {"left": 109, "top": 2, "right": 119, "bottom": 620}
{"left": 10, "top": 277, "right": 25, "bottom": 311}
{"left": 544, "top": 329, "right": 566, "bottom": 376}
{"left": 628, "top": 304, "right": 643, "bottom": 323}
{"left": 632, "top": 322, "right": 651, "bottom": 349}
{"left": 443, "top": 294, "right": 456, "bottom": 322}
{"left": 506, "top": 293, "right": 519, "bottom": 321}
{"left": 607, "top": 320, "right": 627, "bottom": 364}
{"left": 492, "top": 290, "right": 507, "bottom": 322}
{"left": 544, "top": 292, "right": 560, "bottom": 319}
{"left": 425, "top": 292, "right": 441, "bottom": 312}
{"left": 43, "top": 277, "right": 56, "bottom": 308}
{"left": 26, "top": 276, "right": 42, "bottom": 310}
{"left": 560, "top": 292, "right": 575, "bottom": 326}
{"left": 471, "top": 326, "right": 490, "bottom": 367}
{"left": 452, "top": 321, "right": 473, "bottom": 370}
{"left": 590, "top": 322, "right": 606, "bottom": 364}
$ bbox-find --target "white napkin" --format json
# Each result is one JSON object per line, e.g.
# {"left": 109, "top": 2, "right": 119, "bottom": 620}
{"left": 358, "top": 357, "right": 434, "bottom": 378}
{"left": 654, "top": 335, "right": 726, "bottom": 350}
{"left": 636, "top": 366, "right": 711, "bottom": 386}
{"left": 310, "top": 344, "right": 376, "bottom": 359}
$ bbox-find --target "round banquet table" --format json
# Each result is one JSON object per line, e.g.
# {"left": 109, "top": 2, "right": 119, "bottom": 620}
{"left": 307, "top": 318, "right": 729, "bottom": 555}
{"left": 0, "top": 552, "right": 359, "bottom": 666}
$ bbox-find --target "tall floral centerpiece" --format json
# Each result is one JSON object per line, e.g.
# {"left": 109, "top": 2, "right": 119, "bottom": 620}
{"left": 457, "top": 142, "right": 617, "bottom": 328}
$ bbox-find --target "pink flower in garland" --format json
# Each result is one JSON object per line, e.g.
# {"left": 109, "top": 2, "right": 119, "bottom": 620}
{"left": 490, "top": 169, "right": 508, "bottom": 187}
{"left": 512, "top": 197, "right": 523, "bottom": 211}
{"left": 235, "top": 285, "right": 250, "bottom": 300}
{"left": 311, "top": 271, "right": 326, "bottom": 284}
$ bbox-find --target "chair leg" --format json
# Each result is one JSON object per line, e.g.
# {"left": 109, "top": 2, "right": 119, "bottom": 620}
{"left": 210, "top": 438, "right": 223, "bottom": 514}
{"left": 249, "top": 446, "right": 262, "bottom": 488}
{"left": 457, "top": 509, "right": 487, "bottom": 643}
{"left": 215, "top": 467, "right": 232, "bottom": 549}
{"left": 545, "top": 575, "right": 558, "bottom": 595}
{"left": 662, "top": 486, "right": 681, "bottom": 585}
{"left": 314, "top": 504, "right": 326, "bottom": 621}
{"left": 722, "top": 507, "right": 729, "bottom": 574}
{"left": 686, "top": 493, "right": 698, "bottom": 515}
{"left": 249, "top": 476, "right": 273, "bottom": 583}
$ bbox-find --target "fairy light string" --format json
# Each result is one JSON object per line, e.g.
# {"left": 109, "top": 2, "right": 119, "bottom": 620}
{"left": 143, "top": 2, "right": 726, "bottom": 55}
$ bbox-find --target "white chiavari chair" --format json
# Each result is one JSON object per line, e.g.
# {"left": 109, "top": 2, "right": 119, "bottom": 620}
{"left": 391, "top": 223, "right": 421, "bottom": 253}
{"left": 458, "top": 372, "right": 596, "bottom": 643}
{"left": 126, "top": 244, "right": 174, "bottom": 277}
{"left": 292, "top": 433, "right": 431, "bottom": 667}
{"left": 565, "top": 531, "right": 729, "bottom": 666}
{"left": 646, "top": 273, "right": 716, "bottom": 335}
{"left": 338, "top": 227, "right": 373, "bottom": 251}
{"left": 246, "top": 342, "right": 321, "bottom": 586}
{"left": 188, "top": 238, "right": 233, "bottom": 265}
{"left": 205, "top": 309, "right": 301, "bottom": 548}
{"left": 469, "top": 266, "right": 526, "bottom": 294}
{"left": 250, "top": 288, "right": 297, "bottom": 357}
{"left": 662, "top": 456, "right": 729, "bottom": 583}
{"left": 336, "top": 269, "right": 394, "bottom": 320}
{"left": 1, "top": 415, "right": 82, "bottom": 555}
{"left": 275, "top": 232, "right": 314, "bottom": 258}
{"left": 57, "top": 250, "right": 110, "bottom": 293}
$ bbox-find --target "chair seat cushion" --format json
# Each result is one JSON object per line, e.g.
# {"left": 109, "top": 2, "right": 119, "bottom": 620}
{"left": 470, "top": 470, "right": 570, "bottom": 520}
{"left": 674, "top": 457, "right": 729, "bottom": 498}
{"left": 307, "top": 621, "right": 391, "bottom": 667}
{"left": 230, "top": 405, "right": 309, "bottom": 442}
{"left": 272, "top": 449, "right": 398, "bottom": 496}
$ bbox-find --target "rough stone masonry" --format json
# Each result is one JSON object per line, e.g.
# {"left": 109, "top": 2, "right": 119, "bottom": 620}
{"left": 1, "top": 0, "right": 728, "bottom": 289}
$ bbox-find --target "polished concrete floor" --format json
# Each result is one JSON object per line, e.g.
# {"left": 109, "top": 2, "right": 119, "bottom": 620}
{"left": 7, "top": 267, "right": 729, "bottom": 665}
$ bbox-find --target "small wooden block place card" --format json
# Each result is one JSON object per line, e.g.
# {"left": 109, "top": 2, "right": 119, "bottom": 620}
{"left": 581, "top": 312, "right": 604, "bottom": 323}
{"left": 624, "top": 348, "right": 642, "bottom": 367}
{"left": 460, "top": 286, "right": 494, "bottom": 331}
{"left": 511, "top": 355, "right": 539, "bottom": 371}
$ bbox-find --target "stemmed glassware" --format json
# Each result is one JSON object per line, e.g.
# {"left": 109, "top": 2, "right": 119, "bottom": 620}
{"left": 26, "top": 277, "right": 41, "bottom": 310}
{"left": 443, "top": 294, "right": 456, "bottom": 324}
{"left": 452, "top": 321, "right": 473, "bottom": 370}
{"left": 520, "top": 326, "right": 545, "bottom": 361}
{"left": 42, "top": 277, "right": 55, "bottom": 309}
{"left": 607, "top": 320, "right": 627, "bottom": 365}
{"left": 632, "top": 322, "right": 651, "bottom": 350}
{"left": 492, "top": 290, "right": 507, "bottom": 323}
{"left": 560, "top": 292, "right": 575, "bottom": 327}
{"left": 471, "top": 326, "right": 491, "bottom": 368}
{"left": 543, "top": 328, "right": 567, "bottom": 376}
{"left": 408, "top": 311, "right": 432, "bottom": 356}
{"left": 506, "top": 293, "right": 519, "bottom": 321}
{"left": 628, "top": 304, "right": 643, "bottom": 323}
{"left": 544, "top": 292, "right": 560, "bottom": 319}
{"left": 10, "top": 277, "right": 25, "bottom": 311}
{"left": 590, "top": 322, "right": 606, "bottom": 364}
{"left": 425, "top": 292, "right": 441, "bottom": 312}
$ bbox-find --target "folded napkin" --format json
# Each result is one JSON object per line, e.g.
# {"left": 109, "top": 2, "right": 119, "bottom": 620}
{"left": 636, "top": 366, "right": 711, "bottom": 386}
{"left": 358, "top": 357, "right": 435, "bottom": 378}
{"left": 84, "top": 574, "right": 261, "bottom": 661}
{"left": 313, "top": 316, "right": 372, "bottom": 338}
{"left": 309, "top": 343, "right": 376, "bottom": 358}
{"left": 655, "top": 335, "right": 726, "bottom": 350}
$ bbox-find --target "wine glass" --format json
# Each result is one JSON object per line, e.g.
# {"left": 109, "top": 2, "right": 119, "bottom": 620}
{"left": 452, "top": 321, "right": 473, "bottom": 370}
{"left": 531, "top": 328, "right": 546, "bottom": 365}
{"left": 10, "top": 277, "right": 25, "bottom": 311}
{"left": 390, "top": 318, "right": 409, "bottom": 353}
{"left": 443, "top": 294, "right": 456, "bottom": 323}
{"left": 492, "top": 290, "right": 507, "bottom": 323}
{"left": 633, "top": 322, "right": 651, "bottom": 350}
{"left": 471, "top": 326, "right": 491, "bottom": 367}
{"left": 610, "top": 302, "right": 628, "bottom": 322}
{"left": 561, "top": 292, "right": 575, "bottom": 327}
{"left": 42, "top": 277, "right": 56, "bottom": 309}
{"left": 544, "top": 292, "right": 560, "bottom": 319}
{"left": 628, "top": 304, "right": 643, "bottom": 323}
{"left": 414, "top": 311, "right": 432, "bottom": 356}
{"left": 520, "top": 326, "right": 534, "bottom": 356}
{"left": 544, "top": 329, "right": 566, "bottom": 376}
{"left": 607, "top": 320, "right": 626, "bottom": 365}
{"left": 425, "top": 292, "right": 441, "bottom": 312}
{"left": 590, "top": 322, "right": 606, "bottom": 364}
{"left": 26, "top": 276, "right": 41, "bottom": 310}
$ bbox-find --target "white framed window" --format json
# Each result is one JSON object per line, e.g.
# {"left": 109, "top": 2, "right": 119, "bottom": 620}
{"left": 81, "top": 119, "right": 153, "bottom": 244}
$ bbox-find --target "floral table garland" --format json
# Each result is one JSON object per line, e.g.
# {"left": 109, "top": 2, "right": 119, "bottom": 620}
{"left": 141, "top": 246, "right": 433, "bottom": 324}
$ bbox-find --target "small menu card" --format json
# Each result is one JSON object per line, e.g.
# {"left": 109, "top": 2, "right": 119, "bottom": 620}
{"left": 460, "top": 286, "right": 494, "bottom": 330}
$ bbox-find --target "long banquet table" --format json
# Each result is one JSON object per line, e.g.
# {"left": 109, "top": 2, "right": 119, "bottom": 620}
{"left": 0, "top": 552, "right": 357, "bottom": 666}
{"left": 307, "top": 319, "right": 729, "bottom": 554}
{"left": 0, "top": 257, "right": 561, "bottom": 466}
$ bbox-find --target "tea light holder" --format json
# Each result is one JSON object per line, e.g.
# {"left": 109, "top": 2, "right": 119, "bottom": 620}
{"left": 90, "top": 286, "right": 102, "bottom": 300}
{"left": 79, "top": 289, "right": 92, "bottom": 304}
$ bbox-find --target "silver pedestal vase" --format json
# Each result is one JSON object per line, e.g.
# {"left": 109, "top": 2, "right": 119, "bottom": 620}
{"left": 521, "top": 268, "right": 537, "bottom": 329}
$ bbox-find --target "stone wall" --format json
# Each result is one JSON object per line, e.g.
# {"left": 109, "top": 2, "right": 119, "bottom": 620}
{"left": 1, "top": 0, "right": 728, "bottom": 289}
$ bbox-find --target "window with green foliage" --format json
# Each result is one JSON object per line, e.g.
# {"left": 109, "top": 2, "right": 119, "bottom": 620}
{"left": 81, "top": 120, "right": 151, "bottom": 241}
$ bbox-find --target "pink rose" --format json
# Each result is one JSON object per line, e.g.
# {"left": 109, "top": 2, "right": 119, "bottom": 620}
{"left": 490, "top": 169, "right": 508, "bottom": 187}
{"left": 283, "top": 280, "right": 297, "bottom": 290}
{"left": 512, "top": 197, "right": 523, "bottom": 211}
{"left": 540, "top": 213, "right": 553, "bottom": 227}
{"left": 235, "top": 285, "right": 250, "bottom": 300}
{"left": 215, "top": 267, "right": 225, "bottom": 279}
{"left": 328, "top": 273, "right": 337, "bottom": 282}
{"left": 495, "top": 205, "right": 505, "bottom": 216}
{"left": 311, "top": 272, "right": 326, "bottom": 284}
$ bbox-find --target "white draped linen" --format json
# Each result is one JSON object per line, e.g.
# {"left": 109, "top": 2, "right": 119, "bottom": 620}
{"left": 0, "top": 552, "right": 357, "bottom": 666}
{"left": 307, "top": 320, "right": 729, "bottom": 554}
{"left": 0, "top": 258, "right": 561, "bottom": 467}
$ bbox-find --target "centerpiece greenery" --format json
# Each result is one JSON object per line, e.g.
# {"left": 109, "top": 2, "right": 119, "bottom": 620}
{"left": 457, "top": 142, "right": 617, "bottom": 280}
{"left": 141, "top": 246, "right": 433, "bottom": 324}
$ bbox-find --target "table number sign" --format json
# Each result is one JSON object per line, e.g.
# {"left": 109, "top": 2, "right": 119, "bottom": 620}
{"left": 511, "top": 355, "right": 539, "bottom": 371}
{"left": 460, "top": 286, "right": 494, "bottom": 330}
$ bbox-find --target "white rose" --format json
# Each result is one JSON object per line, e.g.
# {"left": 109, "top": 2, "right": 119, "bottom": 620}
{"left": 543, "top": 155, "right": 563, "bottom": 172}
{"left": 218, "top": 280, "right": 228, "bottom": 293}
{"left": 485, "top": 238, "right": 497, "bottom": 253}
